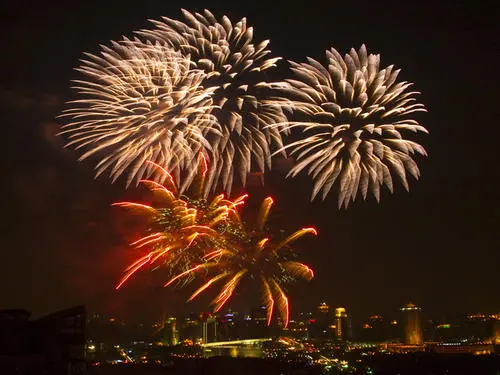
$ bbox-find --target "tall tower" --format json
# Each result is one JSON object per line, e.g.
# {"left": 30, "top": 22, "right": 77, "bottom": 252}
{"left": 334, "top": 307, "right": 351, "bottom": 341}
{"left": 200, "top": 312, "right": 217, "bottom": 343}
{"left": 401, "top": 303, "right": 423, "bottom": 345}
{"left": 160, "top": 315, "right": 179, "bottom": 346}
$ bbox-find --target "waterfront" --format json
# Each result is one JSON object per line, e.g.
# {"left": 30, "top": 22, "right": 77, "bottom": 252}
{"left": 203, "top": 345, "right": 263, "bottom": 358}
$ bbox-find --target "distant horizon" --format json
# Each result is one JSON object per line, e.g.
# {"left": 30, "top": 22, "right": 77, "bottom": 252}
{"left": 9, "top": 303, "right": 499, "bottom": 325}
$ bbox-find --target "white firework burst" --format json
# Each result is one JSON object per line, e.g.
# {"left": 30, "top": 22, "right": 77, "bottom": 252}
{"left": 271, "top": 44, "right": 428, "bottom": 208}
{"left": 137, "top": 9, "right": 287, "bottom": 195}
{"left": 59, "top": 38, "right": 219, "bottom": 186}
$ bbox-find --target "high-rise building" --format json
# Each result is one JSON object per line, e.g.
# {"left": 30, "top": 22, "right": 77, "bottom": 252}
{"left": 309, "top": 302, "right": 332, "bottom": 339}
{"left": 334, "top": 307, "right": 352, "bottom": 341}
{"left": 217, "top": 310, "right": 240, "bottom": 341}
{"left": 200, "top": 313, "right": 217, "bottom": 344}
{"left": 159, "top": 316, "right": 179, "bottom": 346}
{"left": 179, "top": 313, "right": 201, "bottom": 343}
{"left": 318, "top": 302, "right": 330, "bottom": 314}
{"left": 358, "top": 315, "right": 400, "bottom": 342}
{"left": 251, "top": 306, "right": 270, "bottom": 338}
{"left": 401, "top": 303, "right": 423, "bottom": 345}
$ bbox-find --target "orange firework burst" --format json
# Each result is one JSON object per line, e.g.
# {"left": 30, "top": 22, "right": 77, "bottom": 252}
{"left": 164, "top": 196, "right": 317, "bottom": 327}
{"left": 114, "top": 154, "right": 248, "bottom": 289}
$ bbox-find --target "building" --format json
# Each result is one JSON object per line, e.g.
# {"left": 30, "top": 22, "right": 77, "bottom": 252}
{"left": 157, "top": 315, "right": 179, "bottom": 346}
{"left": 401, "top": 303, "right": 423, "bottom": 345}
{"left": 217, "top": 310, "right": 241, "bottom": 341}
{"left": 250, "top": 306, "right": 271, "bottom": 338}
{"left": 429, "top": 342, "right": 495, "bottom": 355}
{"left": 463, "top": 314, "right": 498, "bottom": 342}
{"left": 200, "top": 312, "right": 217, "bottom": 343}
{"left": 317, "top": 302, "right": 329, "bottom": 315}
{"left": 493, "top": 318, "right": 500, "bottom": 344}
{"left": 334, "top": 307, "right": 345, "bottom": 340}
{"left": 179, "top": 313, "right": 202, "bottom": 343}
{"left": 334, "top": 307, "right": 352, "bottom": 341}
{"left": 431, "top": 322, "right": 460, "bottom": 342}
{"left": 282, "top": 318, "right": 308, "bottom": 340}
{"left": 359, "top": 315, "right": 399, "bottom": 342}
{"left": 309, "top": 302, "right": 332, "bottom": 340}
{"left": 0, "top": 306, "right": 86, "bottom": 375}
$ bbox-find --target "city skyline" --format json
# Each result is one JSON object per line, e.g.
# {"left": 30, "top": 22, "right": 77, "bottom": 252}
{"left": 3, "top": 303, "right": 499, "bottom": 374}
{"left": 84, "top": 301, "right": 500, "bottom": 329}
{"left": 1, "top": 0, "right": 498, "bottom": 322}
{"left": 82, "top": 301, "right": 500, "bottom": 349}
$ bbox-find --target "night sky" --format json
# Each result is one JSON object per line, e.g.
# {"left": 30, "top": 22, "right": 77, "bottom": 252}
{"left": 1, "top": 0, "right": 498, "bottom": 323}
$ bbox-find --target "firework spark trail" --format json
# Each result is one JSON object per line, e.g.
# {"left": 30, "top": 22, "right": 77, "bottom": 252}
{"left": 212, "top": 270, "right": 248, "bottom": 312}
{"left": 257, "top": 238, "right": 269, "bottom": 250}
{"left": 273, "top": 227, "right": 319, "bottom": 253}
{"left": 130, "top": 232, "right": 163, "bottom": 248}
{"left": 113, "top": 155, "right": 247, "bottom": 289}
{"left": 178, "top": 196, "right": 317, "bottom": 327}
{"left": 262, "top": 278, "right": 275, "bottom": 326}
{"left": 281, "top": 261, "right": 315, "bottom": 280}
{"left": 137, "top": 9, "right": 289, "bottom": 195}
{"left": 269, "top": 44, "right": 427, "bottom": 208}
{"left": 257, "top": 196, "right": 274, "bottom": 231}
{"left": 111, "top": 202, "right": 156, "bottom": 211}
{"left": 113, "top": 166, "right": 316, "bottom": 326}
{"left": 188, "top": 273, "right": 229, "bottom": 302}
{"left": 164, "top": 263, "right": 213, "bottom": 287}
{"left": 270, "top": 279, "right": 290, "bottom": 327}
{"left": 116, "top": 253, "right": 152, "bottom": 290}
{"left": 59, "top": 38, "right": 220, "bottom": 188}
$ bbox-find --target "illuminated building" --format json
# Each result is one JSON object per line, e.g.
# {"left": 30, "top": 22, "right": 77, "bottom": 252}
{"left": 359, "top": 315, "right": 400, "bottom": 342}
{"left": 334, "top": 307, "right": 352, "bottom": 341}
{"left": 217, "top": 310, "right": 241, "bottom": 341}
{"left": 429, "top": 342, "right": 495, "bottom": 355}
{"left": 426, "top": 318, "right": 462, "bottom": 343}
{"left": 424, "top": 313, "right": 500, "bottom": 343}
{"left": 463, "top": 313, "right": 499, "bottom": 342}
{"left": 401, "top": 303, "right": 423, "bottom": 345}
{"left": 282, "top": 318, "right": 308, "bottom": 340}
{"left": 318, "top": 302, "right": 329, "bottom": 314}
{"left": 252, "top": 306, "right": 268, "bottom": 322}
{"left": 292, "top": 312, "right": 312, "bottom": 340}
{"left": 158, "top": 315, "right": 179, "bottom": 346}
{"left": 494, "top": 319, "right": 500, "bottom": 344}
{"left": 180, "top": 313, "right": 202, "bottom": 343}
{"left": 200, "top": 313, "right": 217, "bottom": 344}
{"left": 308, "top": 302, "right": 332, "bottom": 339}
{"left": 360, "top": 315, "right": 382, "bottom": 342}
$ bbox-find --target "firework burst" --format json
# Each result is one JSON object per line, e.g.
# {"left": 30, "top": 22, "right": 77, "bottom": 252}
{"left": 270, "top": 45, "right": 428, "bottom": 208}
{"left": 114, "top": 155, "right": 248, "bottom": 289}
{"left": 164, "top": 196, "right": 317, "bottom": 327}
{"left": 59, "top": 38, "right": 220, "bottom": 187}
{"left": 138, "top": 9, "right": 288, "bottom": 195}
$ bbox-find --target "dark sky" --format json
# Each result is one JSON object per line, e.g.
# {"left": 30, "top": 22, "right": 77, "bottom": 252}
{"left": 1, "top": 0, "right": 498, "bottom": 323}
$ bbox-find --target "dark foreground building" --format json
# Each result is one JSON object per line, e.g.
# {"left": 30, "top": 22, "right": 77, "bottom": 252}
{"left": 0, "top": 305, "right": 86, "bottom": 375}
